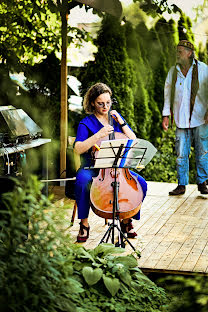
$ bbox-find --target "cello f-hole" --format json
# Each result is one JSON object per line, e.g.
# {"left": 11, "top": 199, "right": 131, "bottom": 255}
{"left": 99, "top": 169, "right": 105, "bottom": 181}
{"left": 124, "top": 168, "right": 132, "bottom": 180}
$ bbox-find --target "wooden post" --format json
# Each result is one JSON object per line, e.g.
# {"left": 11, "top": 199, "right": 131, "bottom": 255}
{"left": 60, "top": 0, "right": 68, "bottom": 178}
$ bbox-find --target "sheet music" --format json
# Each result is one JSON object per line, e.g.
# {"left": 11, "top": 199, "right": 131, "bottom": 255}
{"left": 94, "top": 138, "right": 157, "bottom": 170}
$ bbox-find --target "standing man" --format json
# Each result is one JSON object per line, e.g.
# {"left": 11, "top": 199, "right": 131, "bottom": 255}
{"left": 162, "top": 40, "right": 208, "bottom": 195}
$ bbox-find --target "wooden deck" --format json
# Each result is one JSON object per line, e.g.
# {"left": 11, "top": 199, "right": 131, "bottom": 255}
{"left": 51, "top": 181, "right": 208, "bottom": 275}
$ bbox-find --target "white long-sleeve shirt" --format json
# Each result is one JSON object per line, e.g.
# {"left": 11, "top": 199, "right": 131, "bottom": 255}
{"left": 162, "top": 59, "right": 208, "bottom": 128}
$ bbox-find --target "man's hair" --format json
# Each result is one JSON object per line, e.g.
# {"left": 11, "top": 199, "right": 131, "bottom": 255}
{"left": 83, "top": 83, "right": 112, "bottom": 114}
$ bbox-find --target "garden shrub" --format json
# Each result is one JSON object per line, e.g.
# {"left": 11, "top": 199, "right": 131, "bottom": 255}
{"left": 0, "top": 176, "right": 167, "bottom": 312}
{"left": 142, "top": 126, "right": 200, "bottom": 184}
{"left": 142, "top": 127, "right": 177, "bottom": 183}
{"left": 157, "top": 275, "right": 208, "bottom": 312}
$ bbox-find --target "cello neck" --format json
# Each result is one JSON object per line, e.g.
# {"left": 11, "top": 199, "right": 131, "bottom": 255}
{"left": 108, "top": 108, "right": 115, "bottom": 140}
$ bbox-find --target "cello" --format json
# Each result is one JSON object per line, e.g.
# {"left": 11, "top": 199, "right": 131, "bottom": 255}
{"left": 90, "top": 104, "right": 143, "bottom": 221}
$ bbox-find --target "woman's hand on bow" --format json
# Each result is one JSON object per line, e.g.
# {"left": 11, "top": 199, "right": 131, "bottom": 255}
{"left": 97, "top": 125, "right": 114, "bottom": 139}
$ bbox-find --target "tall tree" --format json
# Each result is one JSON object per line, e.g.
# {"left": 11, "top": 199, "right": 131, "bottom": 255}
{"left": 146, "top": 26, "right": 167, "bottom": 114}
{"left": 178, "top": 13, "right": 195, "bottom": 43}
{"left": 155, "top": 18, "right": 178, "bottom": 69}
{"left": 124, "top": 21, "right": 151, "bottom": 139}
{"left": 135, "top": 21, "right": 162, "bottom": 143}
{"left": 79, "top": 15, "right": 136, "bottom": 130}
{"left": 198, "top": 41, "right": 208, "bottom": 63}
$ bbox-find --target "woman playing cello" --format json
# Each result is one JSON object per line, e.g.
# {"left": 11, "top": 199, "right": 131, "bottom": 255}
{"left": 74, "top": 82, "right": 147, "bottom": 242}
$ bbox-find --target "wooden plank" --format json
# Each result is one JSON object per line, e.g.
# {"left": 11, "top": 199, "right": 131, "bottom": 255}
{"left": 148, "top": 221, "right": 187, "bottom": 270}
{"left": 135, "top": 188, "right": 208, "bottom": 273}
{"left": 137, "top": 197, "right": 189, "bottom": 268}
{"left": 169, "top": 227, "right": 205, "bottom": 271}
{"left": 137, "top": 196, "right": 182, "bottom": 233}
{"left": 181, "top": 243, "right": 208, "bottom": 272}
{"left": 193, "top": 255, "right": 208, "bottom": 273}
{"left": 155, "top": 242, "right": 184, "bottom": 270}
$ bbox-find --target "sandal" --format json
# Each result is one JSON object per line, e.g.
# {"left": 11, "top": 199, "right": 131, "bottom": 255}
{"left": 120, "top": 219, "right": 137, "bottom": 238}
{"left": 77, "top": 222, "right": 90, "bottom": 243}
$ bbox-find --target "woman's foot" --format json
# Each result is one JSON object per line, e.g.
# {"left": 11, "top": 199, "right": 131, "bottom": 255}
{"left": 120, "top": 219, "right": 137, "bottom": 238}
{"left": 77, "top": 222, "right": 90, "bottom": 243}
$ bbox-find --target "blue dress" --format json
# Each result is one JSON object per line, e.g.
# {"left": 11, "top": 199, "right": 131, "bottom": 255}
{"left": 74, "top": 114, "right": 147, "bottom": 220}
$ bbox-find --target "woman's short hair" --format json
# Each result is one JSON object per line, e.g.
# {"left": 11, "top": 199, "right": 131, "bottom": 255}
{"left": 83, "top": 82, "right": 112, "bottom": 114}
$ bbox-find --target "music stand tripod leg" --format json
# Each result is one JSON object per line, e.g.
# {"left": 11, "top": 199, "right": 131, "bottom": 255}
{"left": 99, "top": 223, "right": 111, "bottom": 244}
{"left": 118, "top": 228, "right": 136, "bottom": 251}
{"left": 99, "top": 219, "right": 118, "bottom": 245}
{"left": 100, "top": 218, "right": 136, "bottom": 250}
{"left": 116, "top": 218, "right": 125, "bottom": 248}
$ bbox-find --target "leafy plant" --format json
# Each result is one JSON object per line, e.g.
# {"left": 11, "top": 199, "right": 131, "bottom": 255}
{"left": 157, "top": 275, "right": 208, "bottom": 312}
{"left": 142, "top": 127, "right": 177, "bottom": 183}
{"left": 142, "top": 126, "right": 198, "bottom": 184}
{"left": 0, "top": 176, "right": 167, "bottom": 312}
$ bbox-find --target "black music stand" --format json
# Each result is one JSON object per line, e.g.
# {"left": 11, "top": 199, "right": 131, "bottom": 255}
{"left": 91, "top": 138, "right": 152, "bottom": 250}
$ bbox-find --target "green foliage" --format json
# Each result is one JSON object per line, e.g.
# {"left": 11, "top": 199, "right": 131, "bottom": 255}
{"left": 198, "top": 41, "right": 208, "bottom": 63}
{"left": 12, "top": 53, "right": 63, "bottom": 178}
{"left": 147, "top": 29, "right": 167, "bottom": 113}
{"left": 178, "top": 12, "right": 195, "bottom": 43}
{"left": 82, "top": 267, "right": 103, "bottom": 286}
{"left": 0, "top": 176, "right": 74, "bottom": 311}
{"left": 142, "top": 127, "right": 177, "bottom": 183}
{"left": 24, "top": 52, "right": 61, "bottom": 139}
{"left": 142, "top": 127, "right": 198, "bottom": 184}
{"left": 0, "top": 176, "right": 167, "bottom": 312}
{"left": 133, "top": 21, "right": 167, "bottom": 143}
{"left": 135, "top": 0, "right": 173, "bottom": 16}
{"left": 146, "top": 19, "right": 177, "bottom": 144}
{"left": 155, "top": 18, "right": 178, "bottom": 70}
{"left": 134, "top": 22, "right": 162, "bottom": 144}
{"left": 0, "top": 65, "right": 19, "bottom": 106}
{"left": 124, "top": 21, "right": 152, "bottom": 140}
{"left": 78, "top": 15, "right": 137, "bottom": 131}
{"left": 123, "top": 1, "right": 148, "bottom": 26}
{"left": 0, "top": 0, "right": 93, "bottom": 70}
{"left": 157, "top": 275, "right": 208, "bottom": 312}
{"left": 0, "top": 0, "right": 61, "bottom": 69}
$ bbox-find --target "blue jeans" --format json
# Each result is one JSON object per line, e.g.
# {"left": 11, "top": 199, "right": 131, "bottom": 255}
{"left": 175, "top": 124, "right": 208, "bottom": 185}
{"left": 75, "top": 168, "right": 147, "bottom": 220}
